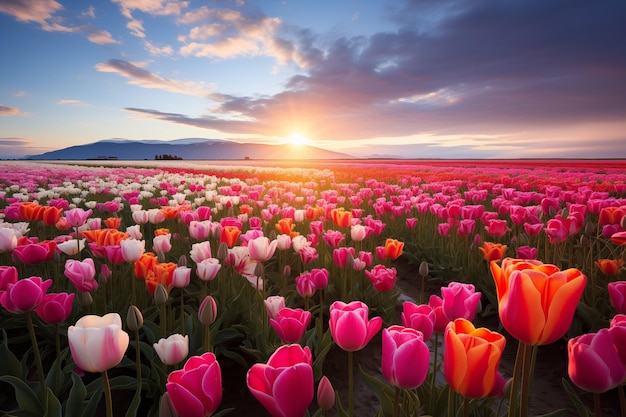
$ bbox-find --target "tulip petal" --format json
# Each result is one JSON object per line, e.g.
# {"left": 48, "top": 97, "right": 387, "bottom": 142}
{"left": 272, "top": 363, "right": 314, "bottom": 417}
{"left": 166, "top": 382, "right": 206, "bottom": 417}
{"left": 540, "top": 272, "right": 586, "bottom": 344}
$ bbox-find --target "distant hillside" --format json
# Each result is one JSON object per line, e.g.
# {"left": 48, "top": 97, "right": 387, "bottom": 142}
{"left": 25, "top": 139, "right": 352, "bottom": 160}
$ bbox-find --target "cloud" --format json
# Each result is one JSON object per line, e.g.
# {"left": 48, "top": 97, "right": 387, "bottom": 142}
{"left": 112, "top": 0, "right": 188, "bottom": 39}
{"left": 95, "top": 59, "right": 213, "bottom": 96}
{"left": 0, "top": 138, "right": 53, "bottom": 158}
{"left": 0, "top": 0, "right": 117, "bottom": 44}
{"left": 57, "top": 99, "right": 88, "bottom": 107}
{"left": 0, "top": 105, "right": 27, "bottom": 116}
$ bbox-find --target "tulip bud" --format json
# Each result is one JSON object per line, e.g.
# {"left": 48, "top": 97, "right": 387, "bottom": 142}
{"left": 157, "top": 250, "right": 166, "bottom": 263}
{"left": 198, "top": 295, "right": 217, "bottom": 326}
{"left": 99, "top": 264, "right": 111, "bottom": 283}
{"left": 254, "top": 262, "right": 264, "bottom": 277}
{"left": 419, "top": 261, "right": 429, "bottom": 278}
{"left": 126, "top": 305, "right": 144, "bottom": 331}
{"left": 159, "top": 392, "right": 179, "bottom": 417}
{"left": 177, "top": 255, "right": 187, "bottom": 267}
{"left": 579, "top": 234, "right": 591, "bottom": 247}
{"left": 154, "top": 284, "right": 169, "bottom": 305}
{"left": 585, "top": 222, "right": 596, "bottom": 235}
{"left": 283, "top": 265, "right": 291, "bottom": 278}
{"left": 217, "top": 242, "right": 229, "bottom": 261}
{"left": 269, "top": 230, "right": 277, "bottom": 240}
{"left": 317, "top": 375, "right": 335, "bottom": 411}
{"left": 79, "top": 291, "right": 93, "bottom": 307}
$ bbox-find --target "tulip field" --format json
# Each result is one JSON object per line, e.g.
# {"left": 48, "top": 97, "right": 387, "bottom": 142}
{"left": 1, "top": 158, "right": 626, "bottom": 417}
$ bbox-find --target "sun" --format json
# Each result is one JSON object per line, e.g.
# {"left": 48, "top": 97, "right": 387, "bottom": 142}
{"left": 288, "top": 133, "right": 310, "bottom": 146}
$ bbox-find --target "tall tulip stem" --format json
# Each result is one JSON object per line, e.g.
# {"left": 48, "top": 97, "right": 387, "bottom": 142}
{"left": 26, "top": 311, "right": 46, "bottom": 403}
{"left": 180, "top": 288, "right": 185, "bottom": 335}
{"left": 431, "top": 333, "right": 439, "bottom": 403}
{"left": 348, "top": 350, "right": 354, "bottom": 417}
{"left": 102, "top": 370, "right": 113, "bottom": 417}
{"left": 520, "top": 342, "right": 534, "bottom": 417}
{"left": 393, "top": 387, "right": 401, "bottom": 417}
{"left": 593, "top": 392, "right": 601, "bottom": 417}
{"left": 508, "top": 341, "right": 524, "bottom": 417}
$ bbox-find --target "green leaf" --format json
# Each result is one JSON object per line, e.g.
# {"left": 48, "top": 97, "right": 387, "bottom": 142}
{"left": 83, "top": 386, "right": 104, "bottom": 417}
{"left": 0, "top": 375, "right": 43, "bottom": 416}
{"left": 44, "top": 349, "right": 68, "bottom": 397}
{"left": 124, "top": 382, "right": 142, "bottom": 417}
{"left": 212, "top": 408, "right": 235, "bottom": 417}
{"left": 0, "top": 329, "right": 23, "bottom": 378}
{"left": 536, "top": 410, "right": 567, "bottom": 417}
{"left": 43, "top": 388, "right": 62, "bottom": 417}
{"left": 561, "top": 378, "right": 593, "bottom": 417}
{"left": 335, "top": 391, "right": 350, "bottom": 417}
{"left": 65, "top": 373, "right": 86, "bottom": 417}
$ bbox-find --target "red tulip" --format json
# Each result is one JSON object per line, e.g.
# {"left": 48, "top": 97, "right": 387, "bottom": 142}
{"left": 364, "top": 264, "right": 397, "bottom": 292}
{"left": 490, "top": 258, "right": 586, "bottom": 345}
{"left": 269, "top": 307, "right": 311, "bottom": 343}
{"left": 167, "top": 352, "right": 223, "bottom": 417}
{"left": 247, "top": 344, "right": 314, "bottom": 417}
{"left": 329, "top": 301, "right": 382, "bottom": 352}
{"left": 567, "top": 329, "right": 626, "bottom": 393}
{"left": 35, "top": 292, "right": 75, "bottom": 324}
{"left": 444, "top": 318, "right": 506, "bottom": 398}
{"left": 382, "top": 325, "right": 430, "bottom": 389}
{"left": 0, "top": 276, "right": 52, "bottom": 313}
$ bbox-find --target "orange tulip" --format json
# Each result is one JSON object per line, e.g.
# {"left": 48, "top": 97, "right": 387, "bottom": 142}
{"left": 383, "top": 238, "right": 404, "bottom": 260}
{"left": 144, "top": 262, "right": 176, "bottom": 296}
{"left": 239, "top": 204, "right": 253, "bottom": 216}
{"left": 275, "top": 218, "right": 296, "bottom": 236}
{"left": 595, "top": 259, "right": 624, "bottom": 276}
{"left": 19, "top": 202, "right": 44, "bottom": 222}
{"left": 478, "top": 242, "right": 507, "bottom": 262}
{"left": 490, "top": 258, "right": 587, "bottom": 345}
{"left": 42, "top": 206, "right": 63, "bottom": 226}
{"left": 154, "top": 228, "right": 171, "bottom": 236}
{"left": 220, "top": 225, "right": 241, "bottom": 248}
{"left": 160, "top": 206, "right": 180, "bottom": 220}
{"left": 599, "top": 206, "right": 625, "bottom": 226}
{"left": 134, "top": 252, "right": 158, "bottom": 279}
{"left": 330, "top": 208, "right": 353, "bottom": 228}
{"left": 103, "top": 217, "right": 122, "bottom": 229}
{"left": 81, "top": 229, "right": 128, "bottom": 246}
{"left": 444, "top": 318, "right": 506, "bottom": 398}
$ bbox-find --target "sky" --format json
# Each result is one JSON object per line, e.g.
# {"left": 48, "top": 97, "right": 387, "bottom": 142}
{"left": 1, "top": 0, "right": 626, "bottom": 160}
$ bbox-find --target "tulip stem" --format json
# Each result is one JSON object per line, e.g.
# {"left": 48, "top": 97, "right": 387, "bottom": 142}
{"left": 180, "top": 288, "right": 185, "bottom": 336}
{"left": 204, "top": 324, "right": 212, "bottom": 353}
{"left": 348, "top": 350, "right": 354, "bottom": 417}
{"left": 132, "top": 329, "right": 142, "bottom": 411}
{"left": 431, "top": 333, "right": 439, "bottom": 404}
{"left": 393, "top": 387, "right": 401, "bottom": 417}
{"left": 102, "top": 370, "right": 113, "bottom": 417}
{"left": 520, "top": 342, "right": 534, "bottom": 417}
{"left": 618, "top": 384, "right": 625, "bottom": 417}
{"left": 592, "top": 392, "right": 602, "bottom": 417}
{"left": 463, "top": 396, "right": 470, "bottom": 417}
{"left": 508, "top": 341, "right": 524, "bottom": 417}
{"left": 447, "top": 385, "right": 456, "bottom": 417}
{"left": 55, "top": 323, "right": 61, "bottom": 359}
{"left": 26, "top": 311, "right": 46, "bottom": 403}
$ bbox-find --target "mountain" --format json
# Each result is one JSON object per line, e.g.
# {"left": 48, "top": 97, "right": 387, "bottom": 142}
{"left": 25, "top": 138, "right": 353, "bottom": 160}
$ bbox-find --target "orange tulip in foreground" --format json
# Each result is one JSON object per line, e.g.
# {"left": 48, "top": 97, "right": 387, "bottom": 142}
{"left": 444, "top": 318, "right": 506, "bottom": 398}
{"left": 490, "top": 258, "right": 586, "bottom": 346}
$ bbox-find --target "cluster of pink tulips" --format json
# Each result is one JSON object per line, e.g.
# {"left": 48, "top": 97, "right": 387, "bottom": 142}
{"left": 0, "top": 159, "right": 625, "bottom": 417}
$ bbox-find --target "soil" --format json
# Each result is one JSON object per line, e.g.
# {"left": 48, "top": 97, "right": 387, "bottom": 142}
{"left": 220, "top": 259, "right": 622, "bottom": 417}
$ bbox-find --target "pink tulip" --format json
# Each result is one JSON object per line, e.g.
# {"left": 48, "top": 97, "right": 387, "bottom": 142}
{"left": 441, "top": 282, "right": 481, "bottom": 322}
{"left": 332, "top": 247, "right": 354, "bottom": 268}
{"left": 35, "top": 292, "right": 75, "bottom": 324}
{"left": 429, "top": 295, "right": 451, "bottom": 333}
{"left": 64, "top": 208, "right": 92, "bottom": 227}
{"left": 65, "top": 258, "right": 98, "bottom": 292}
{"left": 0, "top": 276, "right": 52, "bottom": 313}
{"left": 609, "top": 316, "right": 626, "bottom": 368}
{"left": 120, "top": 238, "right": 145, "bottom": 262}
{"left": 485, "top": 219, "right": 510, "bottom": 237}
{"left": 190, "top": 241, "right": 212, "bottom": 263}
{"left": 568, "top": 328, "right": 626, "bottom": 393}
{"left": 196, "top": 258, "right": 221, "bottom": 281}
{"left": 316, "top": 376, "right": 335, "bottom": 411}
{"left": 269, "top": 307, "right": 312, "bottom": 343}
{"left": 364, "top": 264, "right": 397, "bottom": 292}
{"left": 329, "top": 301, "right": 382, "bottom": 352}
{"left": 295, "top": 272, "right": 316, "bottom": 298}
{"left": 608, "top": 281, "right": 626, "bottom": 314}
{"left": 382, "top": 325, "right": 430, "bottom": 389}
{"left": 188, "top": 220, "right": 211, "bottom": 240}
{"left": 401, "top": 302, "right": 435, "bottom": 340}
{"left": 247, "top": 344, "right": 314, "bottom": 417}
{"left": 248, "top": 236, "right": 278, "bottom": 262}
{"left": 68, "top": 313, "right": 129, "bottom": 373}
{"left": 153, "top": 233, "right": 172, "bottom": 254}
{"left": 516, "top": 245, "right": 538, "bottom": 260}
{"left": 322, "top": 230, "right": 345, "bottom": 248}
{"left": 154, "top": 334, "right": 189, "bottom": 365}
{"left": 0, "top": 266, "right": 18, "bottom": 292}
{"left": 167, "top": 352, "right": 222, "bottom": 417}
{"left": 172, "top": 266, "right": 191, "bottom": 288}
{"left": 12, "top": 241, "right": 56, "bottom": 264}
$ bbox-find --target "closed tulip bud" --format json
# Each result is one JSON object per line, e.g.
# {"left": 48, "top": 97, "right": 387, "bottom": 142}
{"left": 198, "top": 295, "right": 217, "bottom": 326}
{"left": 419, "top": 261, "right": 429, "bottom": 278}
{"left": 154, "top": 284, "right": 169, "bottom": 305}
{"left": 254, "top": 262, "right": 264, "bottom": 277}
{"left": 317, "top": 376, "right": 335, "bottom": 411}
{"left": 159, "top": 392, "right": 179, "bottom": 417}
{"left": 79, "top": 291, "right": 93, "bottom": 307}
{"left": 216, "top": 241, "right": 229, "bottom": 261}
{"left": 126, "top": 305, "right": 144, "bottom": 331}
{"left": 177, "top": 255, "right": 187, "bottom": 267}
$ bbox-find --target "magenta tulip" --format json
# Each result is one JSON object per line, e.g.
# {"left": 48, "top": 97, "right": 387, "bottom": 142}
{"left": 64, "top": 208, "right": 92, "bottom": 227}
{"left": 401, "top": 302, "right": 435, "bottom": 340}
{"left": 0, "top": 276, "right": 52, "bottom": 313}
{"left": 35, "top": 292, "right": 75, "bottom": 324}
{"left": 441, "top": 282, "right": 481, "bottom": 322}
{"left": 364, "top": 264, "right": 397, "bottom": 292}
{"left": 12, "top": 241, "right": 55, "bottom": 264}
{"left": 382, "top": 325, "right": 430, "bottom": 389}
{"left": 166, "top": 352, "right": 223, "bottom": 417}
{"left": 247, "top": 344, "right": 314, "bottom": 417}
{"left": 0, "top": 266, "right": 18, "bottom": 292}
{"left": 329, "top": 301, "right": 382, "bottom": 352}
{"left": 428, "top": 295, "right": 450, "bottom": 333}
{"left": 568, "top": 328, "right": 626, "bottom": 393}
{"left": 269, "top": 307, "right": 311, "bottom": 343}
{"left": 608, "top": 281, "right": 626, "bottom": 314}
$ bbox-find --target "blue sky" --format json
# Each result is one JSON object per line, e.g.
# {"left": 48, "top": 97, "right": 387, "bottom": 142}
{"left": 1, "top": 0, "right": 626, "bottom": 159}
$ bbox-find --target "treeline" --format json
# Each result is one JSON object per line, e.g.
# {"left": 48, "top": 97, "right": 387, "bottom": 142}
{"left": 155, "top": 154, "right": 183, "bottom": 160}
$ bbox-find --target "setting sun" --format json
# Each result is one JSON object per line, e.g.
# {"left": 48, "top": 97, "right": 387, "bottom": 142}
{"left": 288, "top": 133, "right": 310, "bottom": 146}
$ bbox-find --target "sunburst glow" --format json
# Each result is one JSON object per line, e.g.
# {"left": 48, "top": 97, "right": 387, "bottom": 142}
{"left": 288, "top": 133, "right": 310, "bottom": 146}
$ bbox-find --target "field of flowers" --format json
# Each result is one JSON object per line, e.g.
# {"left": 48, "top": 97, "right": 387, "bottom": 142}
{"left": 0, "top": 158, "right": 625, "bottom": 417}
